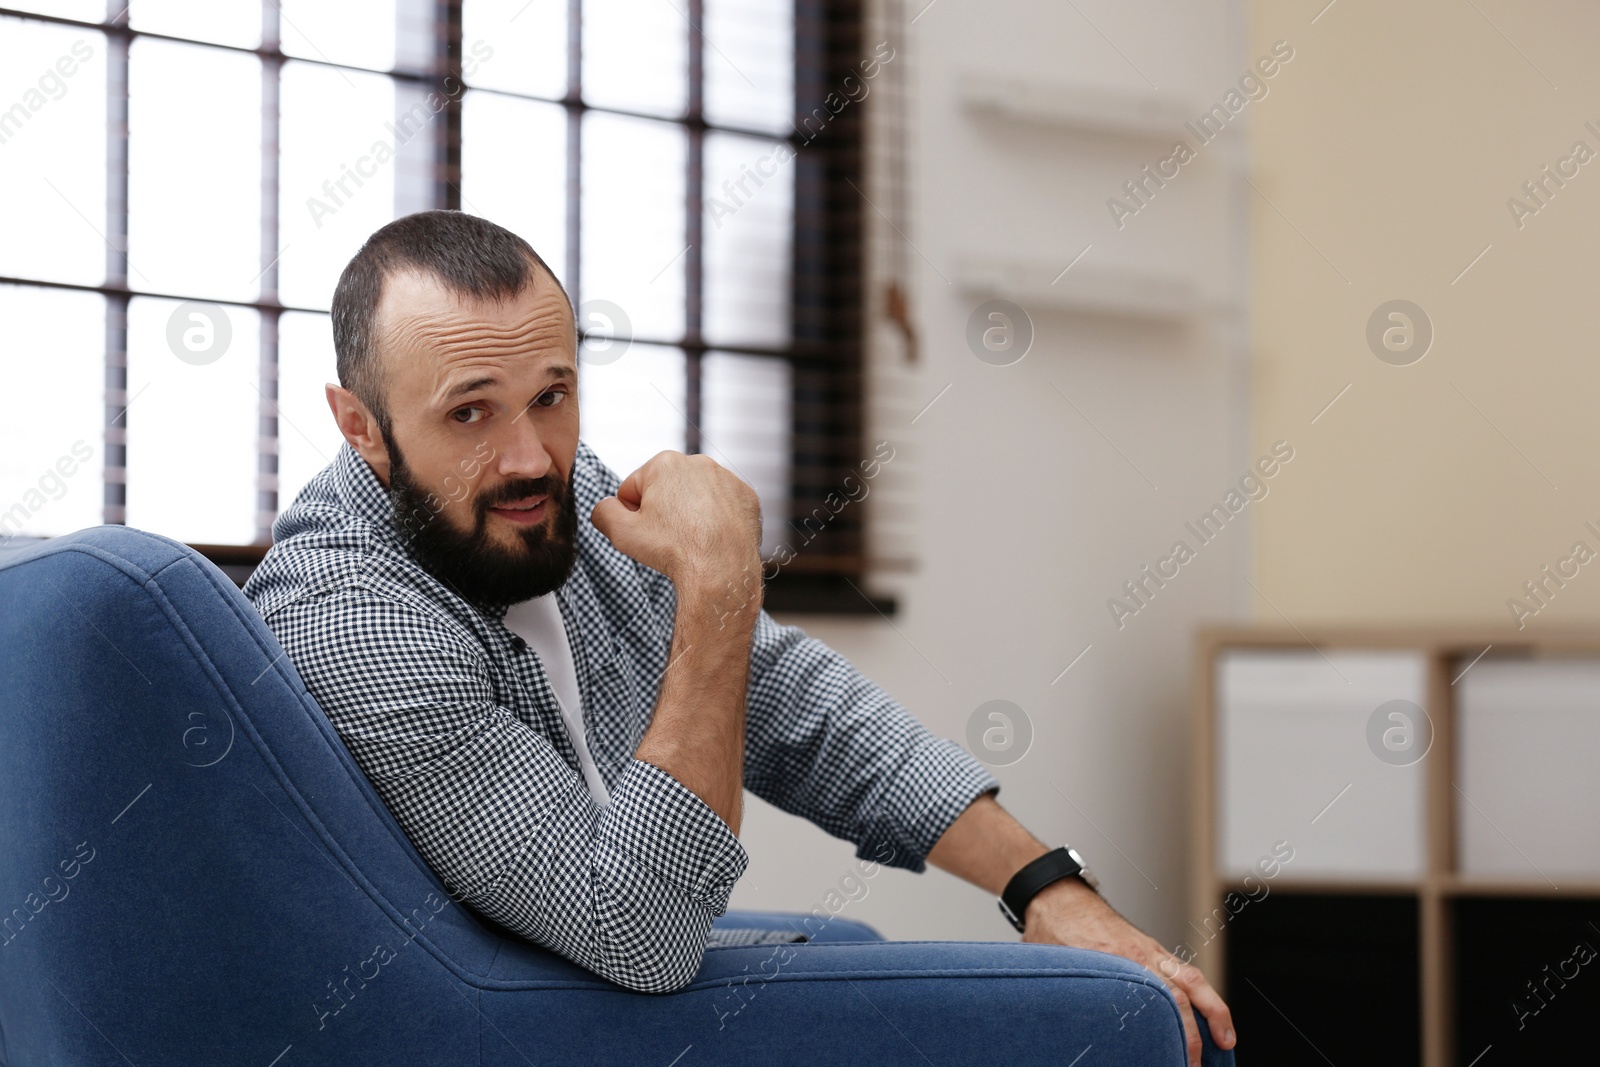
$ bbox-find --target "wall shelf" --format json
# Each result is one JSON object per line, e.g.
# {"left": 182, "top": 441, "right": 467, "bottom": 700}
{"left": 955, "top": 256, "right": 1207, "bottom": 322}
{"left": 958, "top": 72, "right": 1194, "bottom": 141}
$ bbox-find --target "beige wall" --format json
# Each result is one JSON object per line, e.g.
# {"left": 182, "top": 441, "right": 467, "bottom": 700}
{"left": 1250, "top": 0, "right": 1600, "bottom": 627}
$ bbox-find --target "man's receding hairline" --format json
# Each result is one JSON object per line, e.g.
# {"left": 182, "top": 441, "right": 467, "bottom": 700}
{"left": 368, "top": 254, "right": 576, "bottom": 342}
{"left": 367, "top": 258, "right": 576, "bottom": 389}
{"left": 375, "top": 256, "right": 570, "bottom": 321}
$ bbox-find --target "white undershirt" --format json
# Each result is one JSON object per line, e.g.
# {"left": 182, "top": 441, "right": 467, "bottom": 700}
{"left": 502, "top": 595, "right": 611, "bottom": 807}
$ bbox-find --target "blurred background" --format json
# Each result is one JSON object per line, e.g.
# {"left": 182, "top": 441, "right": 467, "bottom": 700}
{"left": 5, "top": 0, "right": 1600, "bottom": 1062}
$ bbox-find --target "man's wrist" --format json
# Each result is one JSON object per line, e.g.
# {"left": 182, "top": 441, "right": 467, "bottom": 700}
{"left": 999, "top": 845, "right": 1101, "bottom": 933}
{"left": 1025, "top": 872, "right": 1102, "bottom": 923}
{"left": 692, "top": 576, "right": 765, "bottom": 634}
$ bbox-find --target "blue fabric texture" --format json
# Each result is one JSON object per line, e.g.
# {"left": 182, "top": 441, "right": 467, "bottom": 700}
{"left": 0, "top": 526, "right": 1225, "bottom": 1065}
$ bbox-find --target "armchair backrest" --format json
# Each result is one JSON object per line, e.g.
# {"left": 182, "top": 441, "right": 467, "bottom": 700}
{"left": 0, "top": 527, "right": 576, "bottom": 1064}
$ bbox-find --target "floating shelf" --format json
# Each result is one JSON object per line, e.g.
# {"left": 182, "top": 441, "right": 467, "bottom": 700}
{"left": 955, "top": 255, "right": 1205, "bottom": 322}
{"left": 958, "top": 72, "right": 1194, "bottom": 141}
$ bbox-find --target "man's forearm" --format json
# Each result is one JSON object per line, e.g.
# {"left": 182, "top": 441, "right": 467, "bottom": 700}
{"left": 926, "top": 791, "right": 1049, "bottom": 894}
{"left": 633, "top": 581, "right": 758, "bottom": 836}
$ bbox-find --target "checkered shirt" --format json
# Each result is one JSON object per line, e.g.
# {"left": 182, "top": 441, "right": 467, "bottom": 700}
{"left": 243, "top": 441, "right": 999, "bottom": 993}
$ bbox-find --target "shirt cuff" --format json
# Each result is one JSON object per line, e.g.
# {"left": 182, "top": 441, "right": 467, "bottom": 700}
{"left": 857, "top": 737, "right": 1002, "bottom": 873}
{"left": 600, "top": 759, "right": 749, "bottom": 912}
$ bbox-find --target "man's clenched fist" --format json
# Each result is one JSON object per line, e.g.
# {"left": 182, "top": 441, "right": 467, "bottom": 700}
{"left": 590, "top": 451, "right": 762, "bottom": 596}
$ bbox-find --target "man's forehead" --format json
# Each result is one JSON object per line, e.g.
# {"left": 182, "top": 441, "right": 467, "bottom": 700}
{"left": 375, "top": 268, "right": 576, "bottom": 377}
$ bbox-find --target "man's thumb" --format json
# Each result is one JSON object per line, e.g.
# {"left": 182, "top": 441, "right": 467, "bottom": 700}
{"left": 590, "top": 496, "right": 631, "bottom": 543}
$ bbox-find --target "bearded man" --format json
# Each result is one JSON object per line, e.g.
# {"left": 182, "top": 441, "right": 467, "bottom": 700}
{"left": 243, "top": 211, "right": 1233, "bottom": 1065}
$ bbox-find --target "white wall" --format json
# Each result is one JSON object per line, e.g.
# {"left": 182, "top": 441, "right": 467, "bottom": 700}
{"left": 730, "top": 0, "right": 1254, "bottom": 952}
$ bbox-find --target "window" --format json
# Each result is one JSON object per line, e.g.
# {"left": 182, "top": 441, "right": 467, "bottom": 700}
{"left": 0, "top": 0, "right": 871, "bottom": 609}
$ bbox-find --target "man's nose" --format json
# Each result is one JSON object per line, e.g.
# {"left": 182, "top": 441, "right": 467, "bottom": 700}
{"left": 494, "top": 421, "right": 556, "bottom": 483}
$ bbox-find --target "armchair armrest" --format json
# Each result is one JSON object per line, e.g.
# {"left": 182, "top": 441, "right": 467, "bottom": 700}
{"left": 477, "top": 937, "right": 1189, "bottom": 1066}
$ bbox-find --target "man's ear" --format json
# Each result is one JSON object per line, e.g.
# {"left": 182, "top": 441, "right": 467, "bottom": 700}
{"left": 326, "top": 383, "right": 392, "bottom": 486}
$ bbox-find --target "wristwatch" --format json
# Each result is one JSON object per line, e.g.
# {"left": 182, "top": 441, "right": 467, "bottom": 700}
{"left": 997, "top": 846, "right": 1100, "bottom": 933}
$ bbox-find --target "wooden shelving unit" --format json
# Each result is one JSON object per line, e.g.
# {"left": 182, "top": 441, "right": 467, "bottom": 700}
{"left": 1190, "top": 626, "right": 1600, "bottom": 1067}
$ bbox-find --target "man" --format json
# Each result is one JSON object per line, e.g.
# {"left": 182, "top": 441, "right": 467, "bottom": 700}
{"left": 244, "top": 211, "right": 1234, "bottom": 1064}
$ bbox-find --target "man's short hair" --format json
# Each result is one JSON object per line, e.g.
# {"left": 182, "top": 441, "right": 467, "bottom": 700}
{"left": 330, "top": 210, "right": 570, "bottom": 428}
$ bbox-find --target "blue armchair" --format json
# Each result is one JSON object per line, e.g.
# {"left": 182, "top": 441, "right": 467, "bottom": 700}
{"left": 0, "top": 527, "right": 1220, "bottom": 1065}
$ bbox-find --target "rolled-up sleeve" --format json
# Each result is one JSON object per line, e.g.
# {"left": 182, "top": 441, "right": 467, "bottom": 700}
{"left": 263, "top": 589, "right": 747, "bottom": 994}
{"left": 741, "top": 609, "right": 1001, "bottom": 873}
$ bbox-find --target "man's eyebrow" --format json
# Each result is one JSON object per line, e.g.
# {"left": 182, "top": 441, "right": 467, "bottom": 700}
{"left": 437, "top": 365, "right": 577, "bottom": 407}
{"left": 438, "top": 375, "right": 498, "bottom": 405}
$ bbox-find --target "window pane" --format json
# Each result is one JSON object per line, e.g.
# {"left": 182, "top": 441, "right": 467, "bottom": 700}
{"left": 703, "top": 130, "right": 791, "bottom": 347}
{"left": 462, "top": 90, "right": 567, "bottom": 288}
{"left": 278, "top": 61, "right": 401, "bottom": 310}
{"left": 0, "top": 285, "right": 104, "bottom": 541}
{"left": 582, "top": 0, "right": 686, "bottom": 118}
{"left": 702, "top": 351, "right": 788, "bottom": 554}
{"left": 0, "top": 19, "right": 106, "bottom": 287}
{"left": 125, "top": 297, "right": 259, "bottom": 544}
{"left": 579, "top": 343, "right": 685, "bottom": 481}
{"left": 128, "top": 38, "right": 261, "bottom": 302}
{"left": 1, "top": 1, "right": 101, "bottom": 19}
{"left": 463, "top": 0, "right": 564, "bottom": 99}
{"left": 704, "top": 0, "right": 792, "bottom": 134}
{"left": 581, "top": 111, "right": 685, "bottom": 340}
{"left": 279, "top": 0, "right": 396, "bottom": 73}
{"left": 276, "top": 311, "right": 344, "bottom": 514}
{"left": 130, "top": 0, "right": 262, "bottom": 50}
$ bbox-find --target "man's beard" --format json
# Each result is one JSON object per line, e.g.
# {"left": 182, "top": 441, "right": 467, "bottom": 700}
{"left": 384, "top": 434, "right": 579, "bottom": 609}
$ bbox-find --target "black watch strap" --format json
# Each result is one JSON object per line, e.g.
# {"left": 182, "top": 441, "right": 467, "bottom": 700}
{"left": 997, "top": 846, "right": 1096, "bottom": 933}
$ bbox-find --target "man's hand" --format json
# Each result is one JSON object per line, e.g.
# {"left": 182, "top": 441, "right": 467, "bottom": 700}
{"left": 927, "top": 794, "right": 1235, "bottom": 1067}
{"left": 1023, "top": 877, "right": 1235, "bottom": 1067}
{"left": 591, "top": 451, "right": 762, "bottom": 598}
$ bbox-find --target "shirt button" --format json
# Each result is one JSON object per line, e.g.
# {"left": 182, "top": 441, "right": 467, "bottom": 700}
{"left": 509, "top": 636, "right": 527, "bottom": 653}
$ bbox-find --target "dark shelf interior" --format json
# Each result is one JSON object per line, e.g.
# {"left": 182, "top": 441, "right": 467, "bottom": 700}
{"left": 1454, "top": 897, "right": 1600, "bottom": 1064}
{"left": 1225, "top": 892, "right": 1420, "bottom": 1066}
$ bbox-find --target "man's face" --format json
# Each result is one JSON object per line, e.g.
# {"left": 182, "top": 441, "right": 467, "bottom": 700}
{"left": 371, "top": 267, "right": 581, "bottom": 606}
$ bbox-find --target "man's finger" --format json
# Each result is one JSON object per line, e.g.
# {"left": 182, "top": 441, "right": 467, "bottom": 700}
{"left": 1167, "top": 984, "right": 1201, "bottom": 1067}
{"left": 1174, "top": 965, "right": 1235, "bottom": 1050}
{"left": 590, "top": 497, "right": 632, "bottom": 540}
{"left": 614, "top": 469, "right": 646, "bottom": 509}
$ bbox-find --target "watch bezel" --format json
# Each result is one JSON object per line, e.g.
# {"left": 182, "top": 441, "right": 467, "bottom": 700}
{"left": 1065, "top": 846, "right": 1100, "bottom": 893}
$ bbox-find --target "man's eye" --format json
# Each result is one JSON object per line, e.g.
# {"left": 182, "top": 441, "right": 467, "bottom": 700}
{"left": 533, "top": 390, "right": 566, "bottom": 409}
{"left": 451, "top": 407, "right": 487, "bottom": 424}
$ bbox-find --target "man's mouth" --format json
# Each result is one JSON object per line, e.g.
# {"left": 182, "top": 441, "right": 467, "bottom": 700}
{"left": 488, "top": 494, "right": 549, "bottom": 525}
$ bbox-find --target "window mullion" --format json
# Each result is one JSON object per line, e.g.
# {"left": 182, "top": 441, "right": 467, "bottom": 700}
{"left": 255, "top": 1, "right": 283, "bottom": 544}
{"left": 436, "top": 0, "right": 464, "bottom": 210}
{"left": 103, "top": 0, "right": 130, "bottom": 528}
{"left": 684, "top": 0, "right": 705, "bottom": 455}
{"left": 566, "top": 0, "right": 582, "bottom": 300}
